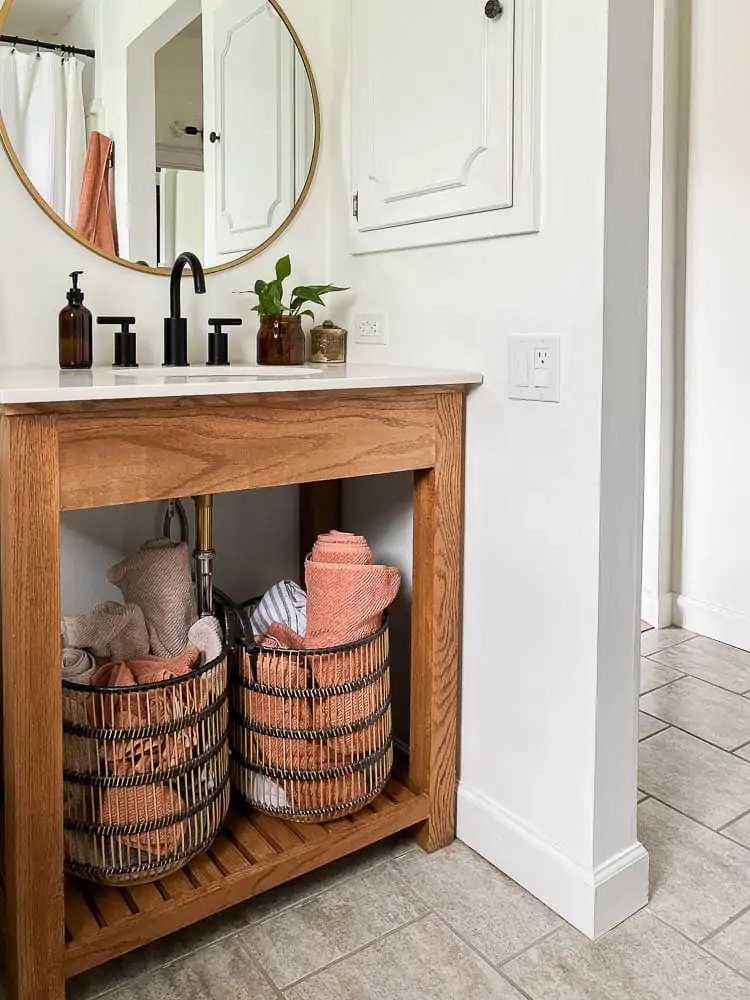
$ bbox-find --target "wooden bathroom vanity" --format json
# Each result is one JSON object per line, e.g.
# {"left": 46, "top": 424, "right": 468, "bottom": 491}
{"left": 0, "top": 363, "right": 480, "bottom": 999}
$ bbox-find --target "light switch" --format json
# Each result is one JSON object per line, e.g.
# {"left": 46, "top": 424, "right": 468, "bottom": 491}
{"left": 509, "top": 335, "right": 561, "bottom": 402}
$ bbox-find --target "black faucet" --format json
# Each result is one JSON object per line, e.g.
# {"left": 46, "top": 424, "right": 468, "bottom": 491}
{"left": 164, "top": 251, "right": 207, "bottom": 367}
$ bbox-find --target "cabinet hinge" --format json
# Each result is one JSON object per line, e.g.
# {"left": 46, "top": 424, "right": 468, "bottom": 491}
{"left": 352, "top": 192, "right": 359, "bottom": 220}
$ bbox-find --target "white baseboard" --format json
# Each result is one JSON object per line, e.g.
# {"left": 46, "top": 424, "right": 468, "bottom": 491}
{"left": 641, "top": 588, "right": 675, "bottom": 629}
{"left": 457, "top": 784, "right": 649, "bottom": 940}
{"left": 674, "top": 594, "right": 750, "bottom": 653}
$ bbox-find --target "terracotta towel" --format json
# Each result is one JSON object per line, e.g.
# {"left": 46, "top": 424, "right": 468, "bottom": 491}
{"left": 61, "top": 602, "right": 150, "bottom": 662}
{"left": 311, "top": 531, "right": 373, "bottom": 566}
{"left": 108, "top": 540, "right": 196, "bottom": 657}
{"left": 75, "top": 131, "right": 116, "bottom": 255}
{"left": 100, "top": 785, "right": 186, "bottom": 858}
{"left": 305, "top": 559, "right": 401, "bottom": 650}
{"left": 62, "top": 648, "right": 97, "bottom": 685}
{"left": 256, "top": 622, "right": 306, "bottom": 651}
{"left": 92, "top": 645, "right": 199, "bottom": 688}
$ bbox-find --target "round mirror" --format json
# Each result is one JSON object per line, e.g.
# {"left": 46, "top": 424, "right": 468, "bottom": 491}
{"left": 0, "top": 0, "right": 320, "bottom": 274}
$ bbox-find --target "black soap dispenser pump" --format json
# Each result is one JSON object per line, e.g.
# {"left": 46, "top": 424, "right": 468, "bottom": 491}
{"left": 59, "top": 271, "right": 93, "bottom": 370}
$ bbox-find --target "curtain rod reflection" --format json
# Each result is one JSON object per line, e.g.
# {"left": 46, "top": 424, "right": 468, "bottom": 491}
{"left": 0, "top": 34, "right": 96, "bottom": 59}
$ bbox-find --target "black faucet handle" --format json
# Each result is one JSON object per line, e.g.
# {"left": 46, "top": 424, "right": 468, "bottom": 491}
{"left": 209, "top": 317, "right": 243, "bottom": 330}
{"left": 98, "top": 317, "right": 138, "bottom": 368}
{"left": 207, "top": 318, "right": 243, "bottom": 366}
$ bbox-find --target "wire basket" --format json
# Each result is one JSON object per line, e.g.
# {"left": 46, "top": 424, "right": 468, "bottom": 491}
{"left": 62, "top": 649, "right": 230, "bottom": 886}
{"left": 231, "top": 616, "right": 393, "bottom": 822}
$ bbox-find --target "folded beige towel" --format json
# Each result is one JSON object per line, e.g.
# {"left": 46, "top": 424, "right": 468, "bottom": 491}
{"left": 61, "top": 602, "right": 150, "bottom": 662}
{"left": 108, "top": 540, "right": 196, "bottom": 657}
{"left": 188, "top": 616, "right": 225, "bottom": 665}
{"left": 62, "top": 648, "right": 97, "bottom": 685}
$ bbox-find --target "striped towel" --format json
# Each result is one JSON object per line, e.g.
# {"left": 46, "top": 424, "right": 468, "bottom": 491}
{"left": 250, "top": 581, "right": 307, "bottom": 638}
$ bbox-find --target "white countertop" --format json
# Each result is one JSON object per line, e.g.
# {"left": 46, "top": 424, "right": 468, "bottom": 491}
{"left": 0, "top": 363, "right": 483, "bottom": 405}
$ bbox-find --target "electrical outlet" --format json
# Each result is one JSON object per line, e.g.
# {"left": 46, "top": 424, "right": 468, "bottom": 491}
{"left": 354, "top": 314, "right": 387, "bottom": 346}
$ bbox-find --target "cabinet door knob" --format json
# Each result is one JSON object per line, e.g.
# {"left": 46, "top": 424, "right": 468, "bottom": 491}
{"left": 485, "top": 0, "right": 504, "bottom": 19}
{"left": 209, "top": 131, "right": 221, "bottom": 143}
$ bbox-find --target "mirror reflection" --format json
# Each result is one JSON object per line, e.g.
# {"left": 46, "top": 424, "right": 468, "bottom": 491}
{"left": 0, "top": 0, "right": 317, "bottom": 271}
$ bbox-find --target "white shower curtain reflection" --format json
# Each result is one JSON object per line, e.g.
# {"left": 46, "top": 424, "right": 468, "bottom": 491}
{"left": 0, "top": 46, "right": 86, "bottom": 226}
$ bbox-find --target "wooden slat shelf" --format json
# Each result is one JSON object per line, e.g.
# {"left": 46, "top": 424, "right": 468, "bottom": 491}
{"left": 64, "top": 780, "right": 430, "bottom": 978}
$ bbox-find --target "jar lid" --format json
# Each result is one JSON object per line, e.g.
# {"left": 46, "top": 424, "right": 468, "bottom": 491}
{"left": 312, "top": 318, "right": 347, "bottom": 335}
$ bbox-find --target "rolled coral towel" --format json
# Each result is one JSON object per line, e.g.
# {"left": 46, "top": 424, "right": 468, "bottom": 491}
{"left": 250, "top": 581, "right": 307, "bottom": 638}
{"left": 108, "top": 540, "right": 196, "bottom": 657}
{"left": 61, "top": 602, "right": 150, "bottom": 662}
{"left": 305, "top": 555, "right": 401, "bottom": 649}
{"left": 311, "top": 531, "right": 373, "bottom": 566}
{"left": 62, "top": 648, "right": 97, "bottom": 685}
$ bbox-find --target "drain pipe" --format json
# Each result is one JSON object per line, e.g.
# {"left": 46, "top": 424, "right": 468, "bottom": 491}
{"left": 193, "top": 494, "right": 215, "bottom": 617}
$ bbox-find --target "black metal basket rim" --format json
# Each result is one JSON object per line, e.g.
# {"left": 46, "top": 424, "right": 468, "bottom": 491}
{"left": 64, "top": 733, "right": 228, "bottom": 789}
{"left": 234, "top": 653, "right": 390, "bottom": 700}
{"left": 233, "top": 766, "right": 393, "bottom": 820}
{"left": 232, "top": 735, "right": 392, "bottom": 783}
{"left": 63, "top": 647, "right": 228, "bottom": 695}
{"left": 233, "top": 694, "right": 392, "bottom": 741}
{"left": 64, "top": 689, "right": 228, "bottom": 741}
{"left": 65, "top": 770, "right": 230, "bottom": 837}
{"left": 65, "top": 811, "right": 228, "bottom": 881}
{"left": 241, "top": 613, "right": 390, "bottom": 658}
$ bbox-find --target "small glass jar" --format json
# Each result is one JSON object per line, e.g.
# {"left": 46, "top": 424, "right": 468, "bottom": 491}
{"left": 257, "top": 315, "right": 306, "bottom": 366}
{"left": 310, "top": 320, "right": 348, "bottom": 365}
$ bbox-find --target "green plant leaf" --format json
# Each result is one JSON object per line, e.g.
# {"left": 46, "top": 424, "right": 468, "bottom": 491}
{"left": 275, "top": 255, "right": 292, "bottom": 283}
{"left": 299, "top": 309, "right": 316, "bottom": 320}
{"left": 254, "top": 279, "right": 267, "bottom": 295}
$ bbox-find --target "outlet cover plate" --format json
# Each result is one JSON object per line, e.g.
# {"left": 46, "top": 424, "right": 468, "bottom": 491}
{"left": 354, "top": 314, "right": 387, "bottom": 346}
{"left": 509, "top": 335, "right": 561, "bottom": 402}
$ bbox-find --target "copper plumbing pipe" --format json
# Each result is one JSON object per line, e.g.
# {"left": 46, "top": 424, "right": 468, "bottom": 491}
{"left": 193, "top": 494, "right": 215, "bottom": 617}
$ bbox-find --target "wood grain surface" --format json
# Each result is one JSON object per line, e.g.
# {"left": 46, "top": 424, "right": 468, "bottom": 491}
{"left": 299, "top": 481, "right": 343, "bottom": 578}
{"left": 57, "top": 391, "right": 436, "bottom": 510}
{"left": 65, "top": 782, "right": 429, "bottom": 978}
{"left": 0, "top": 415, "right": 65, "bottom": 999}
{"left": 409, "top": 391, "right": 466, "bottom": 852}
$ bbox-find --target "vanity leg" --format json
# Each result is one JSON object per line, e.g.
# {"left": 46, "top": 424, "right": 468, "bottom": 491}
{"left": 299, "top": 481, "right": 343, "bottom": 578}
{"left": 410, "top": 391, "right": 465, "bottom": 853}
{"left": 0, "top": 416, "right": 65, "bottom": 999}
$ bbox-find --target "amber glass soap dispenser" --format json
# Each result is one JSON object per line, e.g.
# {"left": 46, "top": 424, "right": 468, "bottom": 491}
{"left": 59, "top": 270, "right": 93, "bottom": 370}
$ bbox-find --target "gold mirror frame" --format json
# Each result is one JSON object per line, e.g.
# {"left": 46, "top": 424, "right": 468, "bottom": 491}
{"left": 0, "top": 0, "right": 321, "bottom": 276}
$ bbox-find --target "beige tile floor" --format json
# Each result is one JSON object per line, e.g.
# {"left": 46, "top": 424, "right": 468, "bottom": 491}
{"left": 59, "top": 626, "right": 750, "bottom": 999}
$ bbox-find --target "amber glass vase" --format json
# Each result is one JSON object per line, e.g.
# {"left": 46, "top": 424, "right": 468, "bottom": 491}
{"left": 257, "top": 315, "right": 306, "bottom": 366}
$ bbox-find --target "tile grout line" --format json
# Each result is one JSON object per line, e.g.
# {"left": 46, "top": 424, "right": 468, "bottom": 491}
{"left": 639, "top": 724, "right": 672, "bottom": 744}
{"left": 718, "top": 804, "right": 750, "bottom": 833}
{"left": 427, "top": 909, "right": 563, "bottom": 997}
{"left": 277, "top": 911, "right": 430, "bottom": 993}
{"left": 637, "top": 713, "right": 750, "bottom": 758}
{"left": 699, "top": 901, "right": 750, "bottom": 949}
{"left": 645, "top": 651, "right": 750, "bottom": 700}
{"left": 232, "top": 935, "right": 289, "bottom": 1000}
{"left": 640, "top": 790, "right": 750, "bottom": 852}
{"left": 647, "top": 910, "right": 750, "bottom": 987}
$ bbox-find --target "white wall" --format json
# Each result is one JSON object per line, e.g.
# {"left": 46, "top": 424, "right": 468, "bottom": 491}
{"left": 333, "top": 0, "right": 653, "bottom": 937}
{"left": 0, "top": 0, "right": 334, "bottom": 615}
{"left": 673, "top": 0, "right": 750, "bottom": 649}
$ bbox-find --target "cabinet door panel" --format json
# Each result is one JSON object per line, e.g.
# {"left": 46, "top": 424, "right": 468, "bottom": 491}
{"left": 353, "top": 0, "right": 515, "bottom": 232}
{"left": 209, "top": 0, "right": 294, "bottom": 255}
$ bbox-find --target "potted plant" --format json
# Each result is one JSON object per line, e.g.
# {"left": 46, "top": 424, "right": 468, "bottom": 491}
{"left": 244, "top": 255, "right": 348, "bottom": 366}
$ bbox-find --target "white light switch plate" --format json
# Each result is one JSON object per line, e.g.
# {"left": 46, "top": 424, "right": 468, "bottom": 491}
{"left": 508, "top": 335, "right": 561, "bottom": 402}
